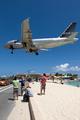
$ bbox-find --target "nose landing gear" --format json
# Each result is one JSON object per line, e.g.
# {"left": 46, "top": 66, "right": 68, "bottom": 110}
{"left": 10, "top": 45, "right": 14, "bottom": 54}
{"left": 11, "top": 49, "right": 14, "bottom": 54}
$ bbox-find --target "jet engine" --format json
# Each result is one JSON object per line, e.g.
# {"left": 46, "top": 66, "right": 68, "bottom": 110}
{"left": 26, "top": 49, "right": 39, "bottom": 55}
{"left": 8, "top": 40, "right": 24, "bottom": 54}
{"left": 26, "top": 49, "right": 36, "bottom": 53}
{"left": 10, "top": 42, "right": 23, "bottom": 49}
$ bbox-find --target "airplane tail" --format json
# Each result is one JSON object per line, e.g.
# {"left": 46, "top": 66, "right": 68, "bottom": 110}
{"left": 65, "top": 32, "right": 79, "bottom": 41}
{"left": 60, "top": 22, "right": 77, "bottom": 38}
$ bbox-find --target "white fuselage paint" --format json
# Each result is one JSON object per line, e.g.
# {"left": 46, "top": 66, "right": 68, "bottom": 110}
{"left": 33, "top": 37, "right": 78, "bottom": 49}
{"left": 4, "top": 37, "right": 79, "bottom": 50}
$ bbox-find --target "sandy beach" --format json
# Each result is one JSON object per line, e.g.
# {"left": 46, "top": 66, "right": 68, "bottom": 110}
{"left": 30, "top": 80, "right": 80, "bottom": 120}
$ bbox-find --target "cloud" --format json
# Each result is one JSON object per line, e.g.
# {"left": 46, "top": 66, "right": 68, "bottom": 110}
{"left": 70, "top": 66, "right": 80, "bottom": 71}
{"left": 52, "top": 63, "right": 80, "bottom": 72}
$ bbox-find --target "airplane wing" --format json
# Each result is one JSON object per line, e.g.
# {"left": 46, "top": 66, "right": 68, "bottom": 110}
{"left": 21, "top": 18, "right": 35, "bottom": 47}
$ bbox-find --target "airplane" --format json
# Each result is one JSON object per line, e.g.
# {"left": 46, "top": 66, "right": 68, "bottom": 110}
{"left": 4, "top": 18, "right": 79, "bottom": 55}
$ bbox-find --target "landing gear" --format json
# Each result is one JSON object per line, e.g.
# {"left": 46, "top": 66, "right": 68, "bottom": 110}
{"left": 24, "top": 42, "right": 26, "bottom": 47}
{"left": 11, "top": 49, "right": 14, "bottom": 54}
{"left": 29, "top": 49, "right": 33, "bottom": 52}
{"left": 11, "top": 51, "right": 13, "bottom": 54}
{"left": 35, "top": 52, "right": 39, "bottom": 55}
{"left": 10, "top": 45, "right": 14, "bottom": 54}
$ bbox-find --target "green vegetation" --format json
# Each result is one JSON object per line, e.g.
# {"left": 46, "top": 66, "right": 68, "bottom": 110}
{"left": 0, "top": 73, "right": 79, "bottom": 80}
{"left": 72, "top": 74, "right": 78, "bottom": 78}
{"left": 55, "top": 72, "right": 78, "bottom": 78}
{"left": 9, "top": 75, "right": 15, "bottom": 80}
{"left": 55, "top": 73, "right": 63, "bottom": 76}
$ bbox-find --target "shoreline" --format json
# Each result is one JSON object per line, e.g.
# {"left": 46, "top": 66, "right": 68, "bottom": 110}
{"left": 52, "top": 79, "right": 80, "bottom": 87}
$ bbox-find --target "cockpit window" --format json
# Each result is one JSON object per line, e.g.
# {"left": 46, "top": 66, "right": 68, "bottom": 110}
{"left": 7, "top": 40, "right": 17, "bottom": 43}
{"left": 7, "top": 40, "right": 21, "bottom": 43}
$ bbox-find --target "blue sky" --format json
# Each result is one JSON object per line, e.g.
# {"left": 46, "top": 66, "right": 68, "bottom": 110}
{"left": 0, "top": 0, "right": 80, "bottom": 77}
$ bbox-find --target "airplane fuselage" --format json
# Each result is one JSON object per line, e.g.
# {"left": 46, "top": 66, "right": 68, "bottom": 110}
{"left": 4, "top": 37, "right": 79, "bottom": 50}
{"left": 33, "top": 37, "right": 78, "bottom": 48}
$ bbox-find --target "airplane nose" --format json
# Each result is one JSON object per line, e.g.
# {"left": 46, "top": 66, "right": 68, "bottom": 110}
{"left": 3, "top": 44, "right": 6, "bottom": 48}
{"left": 3, "top": 44, "right": 8, "bottom": 49}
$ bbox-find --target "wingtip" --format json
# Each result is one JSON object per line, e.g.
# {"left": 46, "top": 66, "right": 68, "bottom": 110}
{"left": 27, "top": 17, "right": 30, "bottom": 21}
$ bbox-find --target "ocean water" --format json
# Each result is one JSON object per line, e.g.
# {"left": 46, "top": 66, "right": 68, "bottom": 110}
{"left": 63, "top": 80, "right": 80, "bottom": 87}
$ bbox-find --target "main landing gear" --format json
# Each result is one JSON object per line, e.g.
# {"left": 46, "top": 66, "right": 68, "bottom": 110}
{"left": 35, "top": 52, "right": 39, "bottom": 55}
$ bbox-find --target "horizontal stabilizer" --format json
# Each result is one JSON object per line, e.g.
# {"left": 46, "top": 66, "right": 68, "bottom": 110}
{"left": 65, "top": 32, "right": 78, "bottom": 40}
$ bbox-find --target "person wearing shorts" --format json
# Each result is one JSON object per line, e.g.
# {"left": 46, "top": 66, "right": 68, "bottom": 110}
{"left": 12, "top": 76, "right": 19, "bottom": 101}
{"left": 41, "top": 84, "right": 46, "bottom": 89}
{"left": 40, "top": 73, "right": 46, "bottom": 95}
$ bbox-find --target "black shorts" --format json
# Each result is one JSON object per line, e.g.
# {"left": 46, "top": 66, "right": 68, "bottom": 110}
{"left": 13, "top": 88, "right": 18, "bottom": 94}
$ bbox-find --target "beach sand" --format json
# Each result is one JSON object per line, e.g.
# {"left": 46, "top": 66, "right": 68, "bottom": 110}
{"left": 30, "top": 80, "right": 80, "bottom": 120}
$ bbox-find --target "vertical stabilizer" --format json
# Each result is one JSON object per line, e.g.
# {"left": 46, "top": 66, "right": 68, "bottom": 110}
{"left": 60, "top": 23, "right": 77, "bottom": 38}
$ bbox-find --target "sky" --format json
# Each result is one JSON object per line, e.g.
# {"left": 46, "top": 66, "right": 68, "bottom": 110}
{"left": 0, "top": 0, "right": 80, "bottom": 77}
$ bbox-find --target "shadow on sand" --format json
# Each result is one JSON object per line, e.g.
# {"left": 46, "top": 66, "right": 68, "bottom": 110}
{"left": 8, "top": 98, "right": 14, "bottom": 101}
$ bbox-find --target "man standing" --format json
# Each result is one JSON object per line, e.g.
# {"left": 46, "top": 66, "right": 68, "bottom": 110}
{"left": 12, "top": 76, "right": 19, "bottom": 101}
{"left": 40, "top": 73, "right": 47, "bottom": 95}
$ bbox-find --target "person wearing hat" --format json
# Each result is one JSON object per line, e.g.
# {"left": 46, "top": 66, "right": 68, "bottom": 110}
{"left": 25, "top": 85, "right": 31, "bottom": 89}
{"left": 21, "top": 77, "right": 25, "bottom": 96}
{"left": 22, "top": 85, "right": 34, "bottom": 102}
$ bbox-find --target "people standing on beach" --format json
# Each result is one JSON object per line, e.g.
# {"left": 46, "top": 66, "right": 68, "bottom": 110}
{"left": 21, "top": 77, "right": 25, "bottom": 96}
{"left": 36, "top": 77, "right": 38, "bottom": 82}
{"left": 40, "top": 73, "right": 47, "bottom": 95}
{"left": 60, "top": 79, "right": 64, "bottom": 84}
{"left": 22, "top": 85, "right": 34, "bottom": 102}
{"left": 61, "top": 79, "right": 62, "bottom": 84}
{"left": 12, "top": 76, "right": 19, "bottom": 101}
